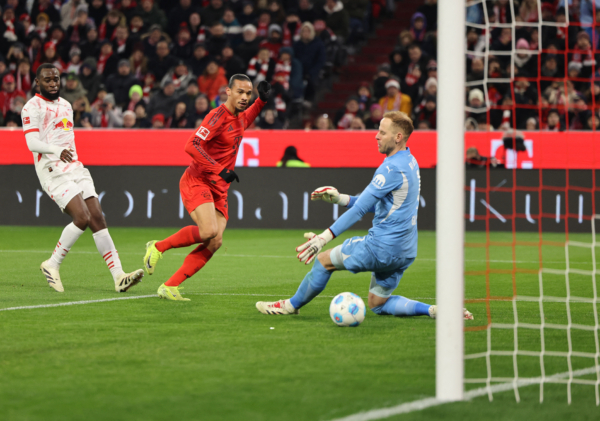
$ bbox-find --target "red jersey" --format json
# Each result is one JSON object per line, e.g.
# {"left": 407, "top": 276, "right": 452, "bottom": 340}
{"left": 184, "top": 98, "right": 265, "bottom": 192}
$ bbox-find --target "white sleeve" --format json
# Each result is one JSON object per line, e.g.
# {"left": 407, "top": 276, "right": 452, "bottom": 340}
{"left": 25, "top": 131, "right": 65, "bottom": 155}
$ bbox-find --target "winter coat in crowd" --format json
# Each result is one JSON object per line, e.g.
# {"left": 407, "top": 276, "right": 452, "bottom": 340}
{"left": 293, "top": 35, "right": 326, "bottom": 82}
{"left": 146, "top": 88, "right": 179, "bottom": 118}
{"left": 134, "top": 3, "right": 168, "bottom": 30}
{"left": 235, "top": 38, "right": 261, "bottom": 67}
{"left": 78, "top": 58, "right": 102, "bottom": 103}
{"left": 321, "top": 1, "right": 350, "bottom": 39}
{"left": 148, "top": 53, "right": 179, "bottom": 81}
{"left": 106, "top": 73, "right": 140, "bottom": 107}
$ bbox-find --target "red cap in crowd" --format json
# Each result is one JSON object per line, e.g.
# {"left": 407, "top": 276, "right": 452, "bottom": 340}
{"left": 3, "top": 74, "right": 15, "bottom": 84}
{"left": 152, "top": 114, "right": 165, "bottom": 124}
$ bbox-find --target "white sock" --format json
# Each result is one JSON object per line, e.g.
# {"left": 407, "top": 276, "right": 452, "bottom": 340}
{"left": 49, "top": 223, "right": 85, "bottom": 269}
{"left": 92, "top": 228, "right": 125, "bottom": 281}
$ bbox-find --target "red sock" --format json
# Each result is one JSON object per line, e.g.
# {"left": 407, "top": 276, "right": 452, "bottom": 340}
{"left": 165, "top": 244, "right": 214, "bottom": 286}
{"left": 156, "top": 226, "right": 202, "bottom": 253}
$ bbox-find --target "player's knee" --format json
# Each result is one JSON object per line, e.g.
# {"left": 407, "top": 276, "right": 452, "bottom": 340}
{"left": 368, "top": 294, "right": 388, "bottom": 310}
{"left": 211, "top": 236, "right": 223, "bottom": 250}
{"left": 199, "top": 226, "right": 218, "bottom": 240}
{"left": 72, "top": 210, "right": 91, "bottom": 230}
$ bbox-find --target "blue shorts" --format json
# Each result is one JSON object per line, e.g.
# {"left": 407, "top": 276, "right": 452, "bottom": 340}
{"left": 329, "top": 236, "right": 415, "bottom": 298}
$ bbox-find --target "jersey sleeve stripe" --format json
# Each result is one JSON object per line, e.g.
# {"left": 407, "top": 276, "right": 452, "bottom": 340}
{"left": 208, "top": 107, "right": 225, "bottom": 127}
{"left": 192, "top": 137, "right": 218, "bottom": 165}
{"left": 23, "top": 128, "right": 39, "bottom": 134}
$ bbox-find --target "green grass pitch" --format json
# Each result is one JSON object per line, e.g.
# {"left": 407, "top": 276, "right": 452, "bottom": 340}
{"left": 1, "top": 226, "right": 598, "bottom": 421}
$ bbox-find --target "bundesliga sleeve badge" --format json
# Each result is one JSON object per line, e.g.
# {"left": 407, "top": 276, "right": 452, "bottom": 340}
{"left": 196, "top": 126, "right": 210, "bottom": 140}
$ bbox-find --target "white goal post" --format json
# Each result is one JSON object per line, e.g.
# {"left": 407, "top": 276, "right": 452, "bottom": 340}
{"left": 436, "top": 0, "right": 466, "bottom": 402}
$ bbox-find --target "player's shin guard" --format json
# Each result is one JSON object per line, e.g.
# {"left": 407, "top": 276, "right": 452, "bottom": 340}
{"left": 289, "top": 258, "right": 333, "bottom": 309}
{"left": 165, "top": 244, "right": 213, "bottom": 287}
{"left": 371, "top": 295, "right": 431, "bottom": 316}
{"left": 48, "top": 222, "right": 85, "bottom": 268}
{"left": 155, "top": 226, "right": 202, "bottom": 253}
{"left": 92, "top": 228, "right": 125, "bottom": 281}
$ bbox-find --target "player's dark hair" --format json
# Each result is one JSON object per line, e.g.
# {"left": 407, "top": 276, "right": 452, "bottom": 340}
{"left": 228, "top": 74, "right": 252, "bottom": 89}
{"left": 36, "top": 63, "right": 58, "bottom": 79}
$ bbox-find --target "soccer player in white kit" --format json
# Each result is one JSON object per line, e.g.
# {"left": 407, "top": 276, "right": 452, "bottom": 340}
{"left": 21, "top": 63, "right": 144, "bottom": 293}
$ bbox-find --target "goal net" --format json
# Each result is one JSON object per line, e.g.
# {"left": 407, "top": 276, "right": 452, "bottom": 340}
{"left": 459, "top": 0, "right": 600, "bottom": 405}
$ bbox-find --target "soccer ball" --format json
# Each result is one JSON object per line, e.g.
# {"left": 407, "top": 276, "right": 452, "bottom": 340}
{"left": 329, "top": 292, "right": 366, "bottom": 327}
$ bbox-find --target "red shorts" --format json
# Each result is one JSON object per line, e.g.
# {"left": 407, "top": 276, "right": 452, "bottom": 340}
{"left": 180, "top": 169, "right": 229, "bottom": 220}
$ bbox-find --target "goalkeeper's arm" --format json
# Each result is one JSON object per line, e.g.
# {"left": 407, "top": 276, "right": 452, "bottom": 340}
{"left": 311, "top": 186, "right": 375, "bottom": 212}
{"left": 328, "top": 190, "right": 379, "bottom": 238}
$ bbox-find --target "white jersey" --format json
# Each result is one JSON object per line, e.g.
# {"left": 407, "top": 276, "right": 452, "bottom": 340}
{"left": 21, "top": 94, "right": 83, "bottom": 184}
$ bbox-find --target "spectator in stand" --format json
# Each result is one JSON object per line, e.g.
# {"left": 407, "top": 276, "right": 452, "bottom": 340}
{"left": 96, "top": 41, "right": 119, "bottom": 78}
{"left": 136, "top": 0, "right": 168, "bottom": 31}
{"left": 3, "top": 94, "right": 26, "bottom": 126}
{"left": 221, "top": 44, "right": 246, "bottom": 79}
{"left": 426, "top": 59, "right": 437, "bottom": 80}
{"left": 372, "top": 63, "right": 391, "bottom": 100}
{"left": 261, "top": 24, "right": 283, "bottom": 60}
{"left": 282, "top": 11, "right": 302, "bottom": 47}
{"left": 275, "top": 46, "right": 303, "bottom": 100}
{"left": 62, "top": 73, "right": 88, "bottom": 106}
{"left": 148, "top": 40, "right": 178, "bottom": 81}
{"left": 268, "top": 0, "right": 286, "bottom": 25}
{"left": 525, "top": 117, "right": 538, "bottom": 131}
{"left": 66, "top": 6, "right": 91, "bottom": 49}
{"left": 364, "top": 103, "right": 382, "bottom": 129}
{"left": 79, "top": 26, "right": 100, "bottom": 60}
{"left": 141, "top": 24, "right": 165, "bottom": 61}
{"left": 356, "top": 81, "right": 371, "bottom": 111}
{"left": 113, "top": 25, "right": 133, "bottom": 60}
{"left": 403, "top": 43, "right": 428, "bottom": 102}
{"left": 15, "top": 58, "right": 33, "bottom": 93}
{"left": 129, "top": 16, "right": 146, "bottom": 43}
{"left": 572, "top": 31, "right": 597, "bottom": 79}
{"left": 151, "top": 113, "right": 165, "bottom": 128}
{"left": 321, "top": 0, "right": 349, "bottom": 40}
{"left": 61, "top": 0, "right": 87, "bottom": 30}
{"left": 32, "top": 0, "right": 61, "bottom": 26}
{"left": 268, "top": 72, "right": 291, "bottom": 122}
{"left": 135, "top": 102, "right": 152, "bottom": 127}
{"left": 247, "top": 46, "right": 275, "bottom": 83}
{"left": 147, "top": 80, "right": 178, "bottom": 117}
{"left": 238, "top": 2, "right": 257, "bottom": 27}
{"left": 293, "top": 22, "right": 325, "bottom": 103}
{"left": 299, "top": 0, "right": 318, "bottom": 23}
{"left": 91, "top": 93, "right": 123, "bottom": 127}
{"left": 188, "top": 93, "right": 211, "bottom": 127}
{"left": 206, "top": 23, "right": 229, "bottom": 59}
{"left": 258, "top": 107, "right": 284, "bottom": 129}
{"left": 582, "top": 110, "right": 600, "bottom": 131}
{"left": 168, "top": 0, "right": 198, "bottom": 38}
{"left": 514, "top": 38, "right": 536, "bottom": 77}
{"left": 188, "top": 12, "right": 207, "bottom": 44}
{"left": 343, "top": 0, "right": 368, "bottom": 46}
{"left": 0, "top": 73, "right": 25, "bottom": 117}
{"left": 66, "top": 47, "right": 83, "bottom": 74}
{"left": 417, "top": 0, "right": 437, "bottom": 31}
{"left": 188, "top": 42, "right": 211, "bottom": 77}
{"left": 491, "top": 27, "right": 512, "bottom": 67}
{"left": 221, "top": 8, "right": 242, "bottom": 47}
{"left": 312, "top": 113, "right": 334, "bottom": 129}
{"left": 77, "top": 111, "right": 93, "bottom": 128}
{"left": 335, "top": 96, "right": 363, "bottom": 129}
{"left": 172, "top": 25, "right": 194, "bottom": 60}
{"left": 349, "top": 115, "right": 365, "bottom": 130}
{"left": 126, "top": 84, "right": 143, "bottom": 111}
{"left": 467, "top": 88, "right": 486, "bottom": 125}
{"left": 544, "top": 109, "right": 561, "bottom": 131}
{"left": 414, "top": 94, "right": 436, "bottom": 129}
{"left": 277, "top": 146, "right": 310, "bottom": 167}
{"left": 119, "top": 0, "right": 139, "bottom": 23}
{"left": 129, "top": 43, "right": 149, "bottom": 79}
{"left": 236, "top": 24, "right": 260, "bottom": 67}
{"left": 197, "top": 59, "right": 228, "bottom": 101}
{"left": 169, "top": 101, "right": 188, "bottom": 128}
{"left": 256, "top": 11, "right": 272, "bottom": 40}
{"left": 161, "top": 60, "right": 193, "bottom": 96}
{"left": 33, "top": 42, "right": 66, "bottom": 74}
{"left": 106, "top": 59, "right": 139, "bottom": 107}
{"left": 89, "top": 0, "right": 109, "bottom": 29}
{"left": 409, "top": 12, "right": 427, "bottom": 45}
{"left": 379, "top": 79, "right": 412, "bottom": 115}
{"left": 79, "top": 57, "right": 102, "bottom": 103}
{"left": 203, "top": 0, "right": 226, "bottom": 27}
{"left": 99, "top": 10, "right": 126, "bottom": 42}
{"left": 122, "top": 110, "right": 137, "bottom": 128}
{"left": 177, "top": 79, "right": 199, "bottom": 111}
{"left": 389, "top": 47, "right": 404, "bottom": 79}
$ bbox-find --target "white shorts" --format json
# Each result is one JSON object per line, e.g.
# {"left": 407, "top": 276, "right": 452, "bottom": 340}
{"left": 41, "top": 166, "right": 98, "bottom": 212}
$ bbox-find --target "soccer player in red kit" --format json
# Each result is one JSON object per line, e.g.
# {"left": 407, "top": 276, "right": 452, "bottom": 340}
{"left": 143, "top": 75, "right": 271, "bottom": 300}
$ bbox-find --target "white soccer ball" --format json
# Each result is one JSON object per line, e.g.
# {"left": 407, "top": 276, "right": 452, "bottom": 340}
{"left": 329, "top": 292, "right": 366, "bottom": 327}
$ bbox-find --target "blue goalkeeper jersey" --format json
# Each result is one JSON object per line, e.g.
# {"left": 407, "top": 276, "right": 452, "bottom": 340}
{"left": 329, "top": 148, "right": 420, "bottom": 258}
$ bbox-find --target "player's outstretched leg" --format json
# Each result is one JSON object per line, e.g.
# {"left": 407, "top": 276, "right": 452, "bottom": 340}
{"left": 370, "top": 295, "right": 434, "bottom": 317}
{"left": 86, "top": 197, "right": 144, "bottom": 292}
{"left": 144, "top": 226, "right": 202, "bottom": 275}
{"left": 157, "top": 244, "right": 212, "bottom": 301}
{"left": 256, "top": 256, "right": 334, "bottom": 315}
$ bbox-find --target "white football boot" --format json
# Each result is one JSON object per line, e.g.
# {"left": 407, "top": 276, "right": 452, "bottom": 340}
{"left": 428, "top": 305, "right": 474, "bottom": 320}
{"left": 256, "top": 299, "right": 299, "bottom": 315}
{"left": 115, "top": 269, "right": 144, "bottom": 292}
{"left": 40, "top": 260, "right": 64, "bottom": 292}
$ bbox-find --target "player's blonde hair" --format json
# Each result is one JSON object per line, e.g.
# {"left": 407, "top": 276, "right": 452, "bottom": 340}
{"left": 383, "top": 111, "right": 414, "bottom": 141}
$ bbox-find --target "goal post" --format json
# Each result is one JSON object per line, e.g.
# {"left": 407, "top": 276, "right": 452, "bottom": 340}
{"left": 436, "top": 0, "right": 467, "bottom": 402}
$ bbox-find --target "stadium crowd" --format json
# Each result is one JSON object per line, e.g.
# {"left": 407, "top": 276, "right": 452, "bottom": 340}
{"left": 0, "top": 0, "right": 377, "bottom": 128}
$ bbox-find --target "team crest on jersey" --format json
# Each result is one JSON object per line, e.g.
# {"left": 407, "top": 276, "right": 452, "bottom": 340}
{"left": 54, "top": 118, "right": 73, "bottom": 131}
{"left": 23, "top": 117, "right": 30, "bottom": 125}
{"left": 372, "top": 174, "right": 386, "bottom": 189}
{"left": 196, "top": 126, "right": 210, "bottom": 140}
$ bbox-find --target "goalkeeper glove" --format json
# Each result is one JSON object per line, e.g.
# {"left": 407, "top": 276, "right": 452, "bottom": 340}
{"left": 218, "top": 168, "right": 239, "bottom": 183}
{"left": 257, "top": 81, "right": 271, "bottom": 101}
{"left": 310, "top": 186, "right": 350, "bottom": 207}
{"left": 296, "top": 229, "right": 335, "bottom": 265}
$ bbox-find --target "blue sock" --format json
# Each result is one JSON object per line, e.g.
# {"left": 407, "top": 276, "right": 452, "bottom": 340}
{"left": 373, "top": 295, "right": 431, "bottom": 316}
{"left": 289, "top": 259, "right": 333, "bottom": 309}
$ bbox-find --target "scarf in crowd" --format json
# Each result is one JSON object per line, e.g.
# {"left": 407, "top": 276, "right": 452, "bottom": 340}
{"left": 282, "top": 23, "right": 300, "bottom": 47}
{"left": 16, "top": 71, "right": 31, "bottom": 92}
{"left": 4, "top": 17, "right": 15, "bottom": 37}
{"left": 405, "top": 62, "right": 420, "bottom": 86}
{"left": 380, "top": 93, "right": 402, "bottom": 111}
{"left": 194, "top": 26, "right": 206, "bottom": 43}
{"left": 572, "top": 47, "right": 596, "bottom": 67}
{"left": 69, "top": 25, "right": 81, "bottom": 43}
{"left": 257, "top": 21, "right": 268, "bottom": 38}
{"left": 143, "top": 81, "right": 153, "bottom": 102}
{"left": 273, "top": 60, "right": 291, "bottom": 89}
{"left": 97, "top": 51, "right": 112, "bottom": 74}
{"left": 171, "top": 72, "right": 187, "bottom": 90}
{"left": 247, "top": 56, "right": 269, "bottom": 81}
{"left": 274, "top": 94, "right": 286, "bottom": 113}
{"left": 115, "top": 38, "right": 127, "bottom": 54}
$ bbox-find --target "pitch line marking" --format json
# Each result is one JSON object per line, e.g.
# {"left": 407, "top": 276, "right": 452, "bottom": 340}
{"left": 0, "top": 250, "right": 588, "bottom": 265}
{"left": 328, "top": 366, "right": 599, "bottom": 421}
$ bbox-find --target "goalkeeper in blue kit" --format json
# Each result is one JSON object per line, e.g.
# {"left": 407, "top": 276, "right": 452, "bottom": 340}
{"left": 256, "top": 111, "right": 473, "bottom": 320}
